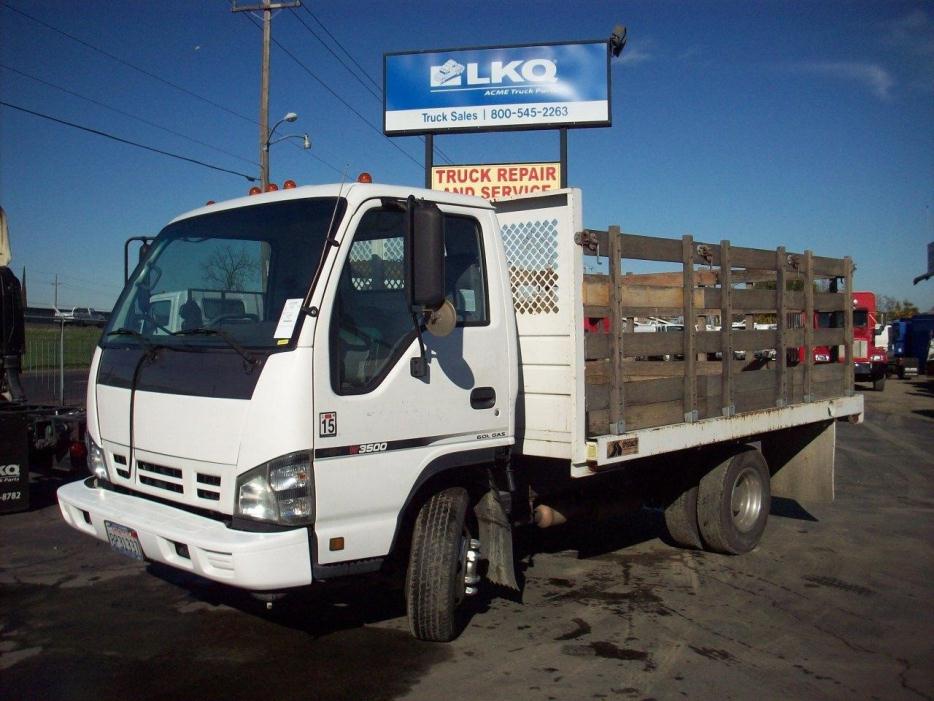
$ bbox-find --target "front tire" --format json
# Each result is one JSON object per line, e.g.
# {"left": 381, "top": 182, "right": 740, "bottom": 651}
{"left": 697, "top": 448, "right": 770, "bottom": 555}
{"left": 873, "top": 373, "right": 886, "bottom": 391}
{"left": 406, "top": 487, "right": 474, "bottom": 642}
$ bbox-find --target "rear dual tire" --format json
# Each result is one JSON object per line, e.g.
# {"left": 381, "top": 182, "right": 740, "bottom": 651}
{"left": 665, "top": 448, "right": 770, "bottom": 555}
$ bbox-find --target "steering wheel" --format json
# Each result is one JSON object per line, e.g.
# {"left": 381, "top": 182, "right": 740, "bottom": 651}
{"left": 136, "top": 313, "right": 174, "bottom": 337}
{"left": 339, "top": 319, "right": 393, "bottom": 352}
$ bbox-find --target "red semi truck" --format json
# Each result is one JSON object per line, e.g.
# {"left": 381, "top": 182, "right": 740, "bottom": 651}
{"left": 845, "top": 291, "right": 887, "bottom": 390}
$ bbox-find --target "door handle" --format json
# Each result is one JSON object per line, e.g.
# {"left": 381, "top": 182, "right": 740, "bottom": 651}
{"left": 470, "top": 386, "right": 496, "bottom": 410}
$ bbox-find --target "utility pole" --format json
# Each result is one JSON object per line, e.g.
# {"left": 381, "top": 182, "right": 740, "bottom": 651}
{"left": 231, "top": 0, "right": 300, "bottom": 189}
{"left": 53, "top": 273, "right": 61, "bottom": 310}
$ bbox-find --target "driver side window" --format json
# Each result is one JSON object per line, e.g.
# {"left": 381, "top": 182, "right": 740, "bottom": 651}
{"left": 330, "top": 207, "right": 489, "bottom": 395}
{"left": 330, "top": 209, "right": 411, "bottom": 394}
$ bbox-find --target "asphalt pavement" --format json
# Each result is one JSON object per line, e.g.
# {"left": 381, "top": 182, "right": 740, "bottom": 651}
{"left": 1, "top": 377, "right": 931, "bottom": 701}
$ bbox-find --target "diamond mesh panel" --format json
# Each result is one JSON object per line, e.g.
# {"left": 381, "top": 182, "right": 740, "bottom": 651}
{"left": 348, "top": 237, "right": 404, "bottom": 290}
{"left": 501, "top": 219, "right": 560, "bottom": 315}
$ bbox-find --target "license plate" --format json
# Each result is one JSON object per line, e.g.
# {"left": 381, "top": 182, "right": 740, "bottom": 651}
{"left": 104, "top": 521, "right": 145, "bottom": 561}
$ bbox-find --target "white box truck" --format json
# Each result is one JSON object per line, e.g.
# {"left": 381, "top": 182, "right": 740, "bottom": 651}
{"left": 58, "top": 183, "right": 862, "bottom": 641}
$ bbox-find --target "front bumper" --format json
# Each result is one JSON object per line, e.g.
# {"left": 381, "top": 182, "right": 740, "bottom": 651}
{"left": 58, "top": 479, "right": 312, "bottom": 590}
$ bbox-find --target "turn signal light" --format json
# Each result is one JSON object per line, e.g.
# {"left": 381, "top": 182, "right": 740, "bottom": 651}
{"left": 283, "top": 179, "right": 297, "bottom": 189}
{"left": 357, "top": 172, "right": 372, "bottom": 183}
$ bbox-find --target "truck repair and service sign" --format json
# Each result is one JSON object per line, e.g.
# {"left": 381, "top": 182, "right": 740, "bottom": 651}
{"left": 384, "top": 41, "right": 610, "bottom": 135}
{"left": 431, "top": 162, "right": 561, "bottom": 199}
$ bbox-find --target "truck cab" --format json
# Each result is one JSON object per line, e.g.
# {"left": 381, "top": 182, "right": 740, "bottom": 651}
{"left": 59, "top": 183, "right": 516, "bottom": 606}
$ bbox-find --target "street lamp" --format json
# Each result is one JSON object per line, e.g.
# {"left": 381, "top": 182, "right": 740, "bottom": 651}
{"left": 261, "top": 112, "right": 308, "bottom": 187}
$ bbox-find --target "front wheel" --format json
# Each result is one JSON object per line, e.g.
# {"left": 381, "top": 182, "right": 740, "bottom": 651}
{"left": 697, "top": 448, "right": 770, "bottom": 555}
{"left": 406, "top": 487, "right": 479, "bottom": 642}
{"left": 873, "top": 373, "right": 886, "bottom": 391}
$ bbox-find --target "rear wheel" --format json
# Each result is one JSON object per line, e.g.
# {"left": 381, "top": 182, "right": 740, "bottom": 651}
{"left": 697, "top": 448, "right": 770, "bottom": 555}
{"left": 664, "top": 480, "right": 702, "bottom": 549}
{"left": 406, "top": 487, "right": 478, "bottom": 642}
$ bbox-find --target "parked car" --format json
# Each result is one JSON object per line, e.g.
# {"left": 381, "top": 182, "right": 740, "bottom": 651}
{"left": 54, "top": 307, "right": 107, "bottom": 326}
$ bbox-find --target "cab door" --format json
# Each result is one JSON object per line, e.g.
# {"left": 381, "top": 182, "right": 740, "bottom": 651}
{"left": 311, "top": 200, "right": 512, "bottom": 565}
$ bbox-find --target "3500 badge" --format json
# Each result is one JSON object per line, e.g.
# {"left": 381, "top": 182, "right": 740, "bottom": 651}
{"left": 351, "top": 442, "right": 388, "bottom": 455}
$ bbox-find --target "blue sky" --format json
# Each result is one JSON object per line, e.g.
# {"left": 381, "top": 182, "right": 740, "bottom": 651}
{"left": 1, "top": 0, "right": 932, "bottom": 311}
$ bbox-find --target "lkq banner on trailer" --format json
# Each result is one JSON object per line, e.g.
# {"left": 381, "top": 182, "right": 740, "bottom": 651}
{"left": 384, "top": 41, "right": 610, "bottom": 135}
{"left": 431, "top": 162, "right": 561, "bottom": 199}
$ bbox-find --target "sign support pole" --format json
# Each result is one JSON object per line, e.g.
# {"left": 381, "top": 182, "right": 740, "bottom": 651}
{"left": 424, "top": 134, "right": 434, "bottom": 189}
{"left": 560, "top": 128, "right": 568, "bottom": 188}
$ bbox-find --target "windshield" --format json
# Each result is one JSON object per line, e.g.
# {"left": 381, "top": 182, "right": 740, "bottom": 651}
{"left": 104, "top": 197, "right": 344, "bottom": 349}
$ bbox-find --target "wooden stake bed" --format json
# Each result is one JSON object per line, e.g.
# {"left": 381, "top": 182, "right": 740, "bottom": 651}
{"left": 579, "top": 229, "right": 856, "bottom": 437}
{"left": 493, "top": 189, "right": 862, "bottom": 472}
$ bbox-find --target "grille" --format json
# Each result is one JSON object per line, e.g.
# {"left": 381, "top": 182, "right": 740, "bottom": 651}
{"left": 137, "top": 461, "right": 184, "bottom": 495}
{"left": 113, "top": 453, "right": 129, "bottom": 479}
{"left": 132, "top": 461, "right": 225, "bottom": 503}
{"left": 500, "top": 218, "right": 560, "bottom": 315}
{"left": 196, "top": 473, "right": 221, "bottom": 501}
{"left": 139, "top": 475, "right": 183, "bottom": 493}
{"left": 854, "top": 340, "right": 868, "bottom": 360}
{"left": 138, "top": 461, "right": 182, "bottom": 479}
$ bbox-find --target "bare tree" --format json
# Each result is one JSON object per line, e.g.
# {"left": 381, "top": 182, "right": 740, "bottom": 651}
{"left": 879, "top": 295, "right": 919, "bottom": 321}
{"left": 200, "top": 245, "right": 259, "bottom": 291}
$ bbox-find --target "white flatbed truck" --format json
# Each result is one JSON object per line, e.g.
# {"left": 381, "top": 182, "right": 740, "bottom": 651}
{"left": 58, "top": 184, "right": 862, "bottom": 641}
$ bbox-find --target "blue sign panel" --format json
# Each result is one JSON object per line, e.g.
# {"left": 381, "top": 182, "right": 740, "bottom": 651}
{"left": 384, "top": 41, "right": 610, "bottom": 135}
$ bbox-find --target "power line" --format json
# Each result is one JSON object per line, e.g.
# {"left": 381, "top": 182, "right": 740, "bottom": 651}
{"left": 293, "top": 6, "right": 455, "bottom": 166}
{"left": 301, "top": 6, "right": 381, "bottom": 94}
{"left": 0, "top": 1, "right": 258, "bottom": 126}
{"left": 283, "top": 138, "right": 347, "bottom": 178}
{"left": 289, "top": 9, "right": 381, "bottom": 102}
{"left": 0, "top": 63, "right": 258, "bottom": 167}
{"left": 237, "top": 12, "right": 424, "bottom": 172}
{"left": 0, "top": 101, "right": 258, "bottom": 182}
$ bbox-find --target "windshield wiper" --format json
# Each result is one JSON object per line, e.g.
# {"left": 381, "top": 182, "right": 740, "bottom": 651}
{"left": 172, "top": 327, "right": 258, "bottom": 367}
{"left": 106, "top": 327, "right": 158, "bottom": 354}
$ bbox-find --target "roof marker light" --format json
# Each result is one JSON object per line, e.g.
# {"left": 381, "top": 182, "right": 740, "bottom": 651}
{"left": 249, "top": 186, "right": 262, "bottom": 196}
{"left": 265, "top": 183, "right": 279, "bottom": 192}
{"left": 357, "top": 172, "right": 372, "bottom": 183}
{"left": 283, "top": 179, "right": 297, "bottom": 189}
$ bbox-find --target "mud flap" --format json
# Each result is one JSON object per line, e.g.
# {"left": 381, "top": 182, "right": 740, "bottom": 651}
{"left": 474, "top": 489, "right": 519, "bottom": 591}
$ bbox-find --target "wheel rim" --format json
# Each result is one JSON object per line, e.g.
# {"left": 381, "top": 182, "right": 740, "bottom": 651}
{"left": 730, "top": 466, "right": 763, "bottom": 532}
{"left": 454, "top": 531, "right": 480, "bottom": 606}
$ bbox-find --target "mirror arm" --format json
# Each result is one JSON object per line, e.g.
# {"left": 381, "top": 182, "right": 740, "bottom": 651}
{"left": 409, "top": 312, "right": 429, "bottom": 379}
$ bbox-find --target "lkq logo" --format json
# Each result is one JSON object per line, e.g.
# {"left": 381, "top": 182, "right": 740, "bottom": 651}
{"left": 430, "top": 56, "right": 558, "bottom": 90}
{"left": 0, "top": 464, "right": 21, "bottom": 477}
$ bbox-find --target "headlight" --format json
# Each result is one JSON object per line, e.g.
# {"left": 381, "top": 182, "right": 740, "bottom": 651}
{"left": 86, "top": 433, "right": 108, "bottom": 481}
{"left": 815, "top": 353, "right": 830, "bottom": 362}
{"left": 235, "top": 451, "right": 314, "bottom": 525}
{"left": 871, "top": 354, "right": 885, "bottom": 362}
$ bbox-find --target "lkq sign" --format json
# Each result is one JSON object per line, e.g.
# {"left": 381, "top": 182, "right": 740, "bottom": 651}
{"left": 384, "top": 41, "right": 610, "bottom": 135}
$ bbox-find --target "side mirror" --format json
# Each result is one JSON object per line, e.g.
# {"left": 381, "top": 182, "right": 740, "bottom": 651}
{"left": 405, "top": 197, "right": 445, "bottom": 310}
